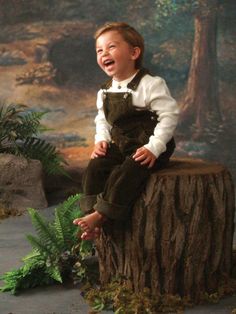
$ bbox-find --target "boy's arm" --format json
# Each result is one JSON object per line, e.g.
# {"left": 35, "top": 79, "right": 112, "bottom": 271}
{"left": 143, "top": 78, "right": 179, "bottom": 159}
{"left": 94, "top": 90, "right": 112, "bottom": 144}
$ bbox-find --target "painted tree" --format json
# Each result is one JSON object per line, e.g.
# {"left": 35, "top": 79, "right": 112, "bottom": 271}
{"left": 156, "top": 0, "right": 222, "bottom": 137}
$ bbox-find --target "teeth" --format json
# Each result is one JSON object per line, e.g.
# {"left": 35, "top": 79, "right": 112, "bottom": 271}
{"left": 104, "top": 60, "right": 114, "bottom": 66}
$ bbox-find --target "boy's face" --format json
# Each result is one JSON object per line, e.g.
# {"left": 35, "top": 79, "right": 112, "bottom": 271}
{"left": 96, "top": 30, "right": 140, "bottom": 81}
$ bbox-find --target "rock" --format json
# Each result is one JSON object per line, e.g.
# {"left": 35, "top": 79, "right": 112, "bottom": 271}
{"left": 44, "top": 165, "right": 84, "bottom": 205}
{"left": 0, "top": 154, "right": 48, "bottom": 215}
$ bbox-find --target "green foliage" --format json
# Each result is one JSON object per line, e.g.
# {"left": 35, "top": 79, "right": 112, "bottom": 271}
{"left": 155, "top": 0, "right": 219, "bottom": 30}
{"left": 0, "top": 194, "right": 95, "bottom": 294}
{"left": 84, "top": 278, "right": 194, "bottom": 313}
{"left": 0, "top": 103, "right": 67, "bottom": 175}
{"left": 83, "top": 250, "right": 236, "bottom": 313}
{"left": 155, "top": 0, "right": 186, "bottom": 30}
{"left": 0, "top": 256, "right": 54, "bottom": 294}
{"left": 84, "top": 274, "right": 236, "bottom": 314}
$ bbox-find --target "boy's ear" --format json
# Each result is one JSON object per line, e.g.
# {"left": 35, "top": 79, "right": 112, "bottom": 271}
{"left": 131, "top": 47, "right": 141, "bottom": 61}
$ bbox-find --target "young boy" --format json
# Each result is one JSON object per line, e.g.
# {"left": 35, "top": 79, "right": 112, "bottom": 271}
{"left": 73, "top": 22, "right": 179, "bottom": 239}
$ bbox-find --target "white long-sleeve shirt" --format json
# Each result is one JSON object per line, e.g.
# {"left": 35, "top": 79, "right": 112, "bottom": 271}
{"left": 94, "top": 72, "right": 179, "bottom": 158}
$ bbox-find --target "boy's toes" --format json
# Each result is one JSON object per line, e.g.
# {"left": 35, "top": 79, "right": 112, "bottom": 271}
{"left": 81, "top": 231, "right": 94, "bottom": 240}
{"left": 81, "top": 232, "right": 88, "bottom": 240}
{"left": 79, "top": 222, "right": 90, "bottom": 232}
{"left": 73, "top": 218, "right": 82, "bottom": 225}
{"left": 78, "top": 221, "right": 87, "bottom": 228}
{"left": 77, "top": 220, "right": 85, "bottom": 226}
{"left": 82, "top": 232, "right": 94, "bottom": 240}
{"left": 81, "top": 230, "right": 100, "bottom": 240}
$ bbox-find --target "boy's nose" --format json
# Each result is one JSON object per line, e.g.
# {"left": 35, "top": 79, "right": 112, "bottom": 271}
{"left": 102, "top": 49, "right": 109, "bottom": 57}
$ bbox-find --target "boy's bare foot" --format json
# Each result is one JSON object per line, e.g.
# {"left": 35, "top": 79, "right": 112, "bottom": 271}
{"left": 73, "top": 211, "right": 105, "bottom": 233}
{"left": 81, "top": 227, "right": 101, "bottom": 240}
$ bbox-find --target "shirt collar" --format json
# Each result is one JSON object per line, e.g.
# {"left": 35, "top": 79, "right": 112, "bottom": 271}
{"left": 112, "top": 71, "right": 138, "bottom": 89}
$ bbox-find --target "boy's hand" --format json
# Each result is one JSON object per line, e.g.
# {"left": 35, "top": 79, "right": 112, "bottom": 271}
{"left": 91, "top": 141, "right": 108, "bottom": 159}
{"left": 133, "top": 147, "right": 156, "bottom": 168}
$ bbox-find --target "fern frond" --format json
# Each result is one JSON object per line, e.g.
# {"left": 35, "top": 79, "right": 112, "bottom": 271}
{"left": 27, "top": 208, "right": 62, "bottom": 252}
{"left": 16, "top": 110, "right": 48, "bottom": 138}
{"left": 0, "top": 103, "right": 68, "bottom": 176}
{"left": 53, "top": 194, "right": 84, "bottom": 247}
{"left": 54, "top": 207, "right": 72, "bottom": 248}
{"left": 56, "top": 193, "right": 83, "bottom": 218}
{"left": 26, "top": 234, "right": 53, "bottom": 257}
{"left": 0, "top": 104, "right": 28, "bottom": 143}
{"left": 22, "top": 250, "right": 41, "bottom": 262}
{"left": 0, "top": 255, "right": 53, "bottom": 294}
{"left": 70, "top": 206, "right": 84, "bottom": 222}
{"left": 20, "top": 137, "right": 68, "bottom": 176}
{"left": 53, "top": 195, "right": 82, "bottom": 228}
{"left": 47, "top": 266, "right": 62, "bottom": 283}
{"left": 0, "top": 103, "right": 27, "bottom": 121}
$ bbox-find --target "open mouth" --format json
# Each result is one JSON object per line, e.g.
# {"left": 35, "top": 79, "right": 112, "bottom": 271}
{"left": 103, "top": 59, "right": 115, "bottom": 67}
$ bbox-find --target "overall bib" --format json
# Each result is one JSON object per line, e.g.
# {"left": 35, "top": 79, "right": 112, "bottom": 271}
{"left": 80, "top": 69, "right": 175, "bottom": 220}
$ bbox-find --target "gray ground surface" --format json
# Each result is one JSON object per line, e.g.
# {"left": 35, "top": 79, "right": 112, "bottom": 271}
{"left": 0, "top": 206, "right": 236, "bottom": 314}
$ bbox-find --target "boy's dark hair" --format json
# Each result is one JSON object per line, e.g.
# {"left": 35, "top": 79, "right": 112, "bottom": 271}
{"left": 94, "top": 22, "right": 144, "bottom": 69}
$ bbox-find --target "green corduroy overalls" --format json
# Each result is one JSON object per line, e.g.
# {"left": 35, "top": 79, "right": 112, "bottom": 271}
{"left": 79, "top": 69, "right": 175, "bottom": 220}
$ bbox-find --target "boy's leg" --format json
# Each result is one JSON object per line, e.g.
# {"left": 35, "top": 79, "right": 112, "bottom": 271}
{"left": 76, "top": 154, "right": 170, "bottom": 237}
{"left": 76, "top": 155, "right": 151, "bottom": 237}
{"left": 79, "top": 143, "right": 124, "bottom": 214}
{"left": 94, "top": 155, "right": 151, "bottom": 220}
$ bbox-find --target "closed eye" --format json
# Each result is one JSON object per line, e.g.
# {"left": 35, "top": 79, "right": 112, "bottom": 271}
{"left": 96, "top": 48, "right": 103, "bottom": 54}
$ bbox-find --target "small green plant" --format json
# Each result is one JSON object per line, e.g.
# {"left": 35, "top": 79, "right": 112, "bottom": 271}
{"left": 84, "top": 275, "right": 236, "bottom": 314}
{"left": 83, "top": 250, "right": 236, "bottom": 313}
{"left": 0, "top": 103, "right": 67, "bottom": 175}
{"left": 83, "top": 278, "right": 193, "bottom": 313}
{"left": 0, "top": 194, "right": 95, "bottom": 294}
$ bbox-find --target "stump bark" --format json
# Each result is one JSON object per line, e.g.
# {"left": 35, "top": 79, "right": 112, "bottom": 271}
{"left": 95, "top": 158, "right": 235, "bottom": 302}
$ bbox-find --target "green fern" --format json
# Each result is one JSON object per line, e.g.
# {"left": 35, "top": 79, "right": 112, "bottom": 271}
{"left": 22, "top": 250, "right": 42, "bottom": 262}
{"left": 0, "top": 256, "right": 54, "bottom": 294}
{"left": 47, "top": 265, "right": 63, "bottom": 283}
{"left": 54, "top": 207, "right": 73, "bottom": 249}
{"left": 26, "top": 234, "right": 55, "bottom": 257}
{"left": 54, "top": 196, "right": 83, "bottom": 248}
{"left": 0, "top": 194, "right": 95, "bottom": 295}
{"left": 0, "top": 104, "right": 41, "bottom": 150}
{"left": 21, "top": 137, "right": 68, "bottom": 176}
{"left": 18, "top": 110, "right": 49, "bottom": 138}
{"left": 27, "top": 207, "right": 62, "bottom": 253}
{"left": 0, "top": 103, "right": 67, "bottom": 175}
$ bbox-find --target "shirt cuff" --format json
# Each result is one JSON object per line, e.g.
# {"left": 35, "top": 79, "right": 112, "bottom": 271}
{"left": 144, "top": 139, "right": 166, "bottom": 158}
{"left": 95, "top": 133, "right": 111, "bottom": 144}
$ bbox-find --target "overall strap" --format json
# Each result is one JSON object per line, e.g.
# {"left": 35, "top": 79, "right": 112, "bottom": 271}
{"left": 127, "top": 68, "right": 150, "bottom": 90}
{"left": 100, "top": 68, "right": 150, "bottom": 91}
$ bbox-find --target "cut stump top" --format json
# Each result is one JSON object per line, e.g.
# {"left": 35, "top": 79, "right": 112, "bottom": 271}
{"left": 157, "top": 157, "right": 226, "bottom": 176}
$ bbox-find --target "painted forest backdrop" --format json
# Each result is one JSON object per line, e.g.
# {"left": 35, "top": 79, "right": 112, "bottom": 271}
{"left": 0, "top": 0, "right": 235, "bottom": 180}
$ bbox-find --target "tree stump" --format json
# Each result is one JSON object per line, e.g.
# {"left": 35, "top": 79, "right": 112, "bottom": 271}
{"left": 95, "top": 158, "right": 235, "bottom": 302}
